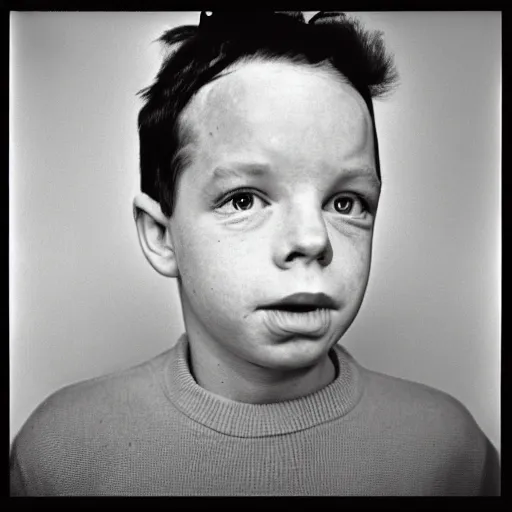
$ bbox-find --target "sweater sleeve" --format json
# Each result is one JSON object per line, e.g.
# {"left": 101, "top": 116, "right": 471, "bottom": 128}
{"left": 478, "top": 437, "right": 500, "bottom": 496}
{"left": 10, "top": 441, "right": 29, "bottom": 497}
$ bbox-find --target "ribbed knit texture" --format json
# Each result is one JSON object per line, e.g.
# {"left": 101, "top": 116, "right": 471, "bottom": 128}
{"left": 10, "top": 334, "right": 500, "bottom": 496}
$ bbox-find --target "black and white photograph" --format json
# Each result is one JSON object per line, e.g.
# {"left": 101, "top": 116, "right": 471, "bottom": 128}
{"left": 10, "top": 10, "right": 501, "bottom": 496}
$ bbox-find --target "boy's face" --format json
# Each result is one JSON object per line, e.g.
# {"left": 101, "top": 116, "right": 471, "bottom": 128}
{"left": 169, "top": 59, "right": 380, "bottom": 372}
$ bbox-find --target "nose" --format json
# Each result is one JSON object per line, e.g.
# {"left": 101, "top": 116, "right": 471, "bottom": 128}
{"left": 273, "top": 200, "right": 332, "bottom": 269}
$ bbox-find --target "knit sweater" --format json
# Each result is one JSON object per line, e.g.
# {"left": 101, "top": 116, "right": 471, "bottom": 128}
{"left": 10, "top": 334, "right": 500, "bottom": 496}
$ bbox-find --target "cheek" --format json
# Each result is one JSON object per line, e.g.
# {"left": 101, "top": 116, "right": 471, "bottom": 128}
{"left": 174, "top": 224, "right": 258, "bottom": 303}
{"left": 334, "top": 234, "right": 373, "bottom": 295}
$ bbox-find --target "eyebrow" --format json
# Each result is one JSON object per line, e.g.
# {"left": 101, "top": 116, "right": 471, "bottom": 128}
{"left": 338, "top": 166, "right": 381, "bottom": 189}
{"left": 208, "top": 163, "right": 381, "bottom": 188}
{"left": 208, "top": 164, "right": 271, "bottom": 184}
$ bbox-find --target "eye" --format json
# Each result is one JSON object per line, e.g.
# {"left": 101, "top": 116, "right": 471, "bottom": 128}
{"left": 232, "top": 192, "right": 254, "bottom": 211}
{"left": 328, "top": 193, "right": 368, "bottom": 218}
{"left": 216, "top": 189, "right": 268, "bottom": 214}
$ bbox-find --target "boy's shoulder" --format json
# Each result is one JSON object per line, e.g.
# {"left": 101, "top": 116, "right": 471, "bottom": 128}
{"left": 24, "top": 348, "right": 170, "bottom": 425}
{"left": 12, "top": 348, "right": 172, "bottom": 456}
{"left": 11, "top": 347, "right": 176, "bottom": 495}
{"left": 351, "top": 353, "right": 488, "bottom": 447}
{"left": 340, "top": 350, "right": 500, "bottom": 495}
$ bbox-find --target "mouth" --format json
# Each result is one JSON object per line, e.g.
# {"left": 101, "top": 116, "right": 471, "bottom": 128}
{"left": 260, "top": 302, "right": 333, "bottom": 338}
{"left": 272, "top": 304, "right": 322, "bottom": 313}
{"left": 260, "top": 292, "right": 338, "bottom": 312}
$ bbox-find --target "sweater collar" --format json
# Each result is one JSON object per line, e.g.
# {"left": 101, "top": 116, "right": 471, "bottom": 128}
{"left": 161, "top": 334, "right": 364, "bottom": 437}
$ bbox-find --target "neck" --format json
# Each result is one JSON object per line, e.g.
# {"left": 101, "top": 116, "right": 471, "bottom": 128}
{"left": 186, "top": 332, "right": 336, "bottom": 404}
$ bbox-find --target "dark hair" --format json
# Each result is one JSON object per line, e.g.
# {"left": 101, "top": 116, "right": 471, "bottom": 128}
{"left": 138, "top": 11, "right": 399, "bottom": 217}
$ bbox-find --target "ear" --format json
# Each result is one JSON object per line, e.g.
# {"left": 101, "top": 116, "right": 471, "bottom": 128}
{"left": 133, "top": 193, "right": 179, "bottom": 278}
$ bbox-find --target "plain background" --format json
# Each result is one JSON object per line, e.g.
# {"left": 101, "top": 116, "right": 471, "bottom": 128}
{"left": 10, "top": 12, "right": 501, "bottom": 451}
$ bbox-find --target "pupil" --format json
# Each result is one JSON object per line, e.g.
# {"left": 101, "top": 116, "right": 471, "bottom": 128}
{"left": 234, "top": 193, "right": 253, "bottom": 210}
{"left": 335, "top": 197, "right": 353, "bottom": 213}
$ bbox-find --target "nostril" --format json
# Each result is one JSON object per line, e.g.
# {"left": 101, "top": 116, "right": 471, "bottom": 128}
{"left": 285, "top": 251, "right": 303, "bottom": 263}
{"left": 285, "top": 248, "right": 329, "bottom": 264}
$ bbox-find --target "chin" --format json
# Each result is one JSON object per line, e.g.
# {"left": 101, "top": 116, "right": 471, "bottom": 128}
{"left": 254, "top": 337, "right": 335, "bottom": 372}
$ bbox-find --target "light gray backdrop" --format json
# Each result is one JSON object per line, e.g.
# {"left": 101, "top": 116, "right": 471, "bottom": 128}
{"left": 10, "top": 12, "right": 501, "bottom": 451}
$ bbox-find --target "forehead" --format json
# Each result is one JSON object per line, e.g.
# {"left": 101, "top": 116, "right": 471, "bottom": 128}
{"left": 181, "top": 59, "right": 375, "bottom": 176}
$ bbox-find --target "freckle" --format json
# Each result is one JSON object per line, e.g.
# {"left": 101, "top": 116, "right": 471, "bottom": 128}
{"left": 100, "top": 419, "right": 103, "bottom": 424}
{"left": 129, "top": 442, "right": 132, "bottom": 447}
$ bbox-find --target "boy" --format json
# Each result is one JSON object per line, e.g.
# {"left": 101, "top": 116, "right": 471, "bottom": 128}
{"left": 10, "top": 11, "right": 500, "bottom": 496}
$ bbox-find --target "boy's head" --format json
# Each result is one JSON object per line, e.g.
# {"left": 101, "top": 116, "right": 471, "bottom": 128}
{"left": 134, "top": 12, "right": 398, "bottom": 379}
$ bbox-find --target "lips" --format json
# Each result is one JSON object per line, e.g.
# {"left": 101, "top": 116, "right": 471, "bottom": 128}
{"left": 259, "top": 293, "right": 337, "bottom": 338}
{"left": 260, "top": 292, "right": 338, "bottom": 312}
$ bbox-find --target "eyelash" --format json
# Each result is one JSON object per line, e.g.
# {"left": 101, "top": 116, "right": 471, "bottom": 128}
{"left": 216, "top": 187, "right": 269, "bottom": 210}
{"left": 216, "top": 188, "right": 371, "bottom": 215}
{"left": 328, "top": 193, "right": 370, "bottom": 215}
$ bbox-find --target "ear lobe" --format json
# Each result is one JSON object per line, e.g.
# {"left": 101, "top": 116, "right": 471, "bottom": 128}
{"left": 133, "top": 193, "right": 179, "bottom": 278}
